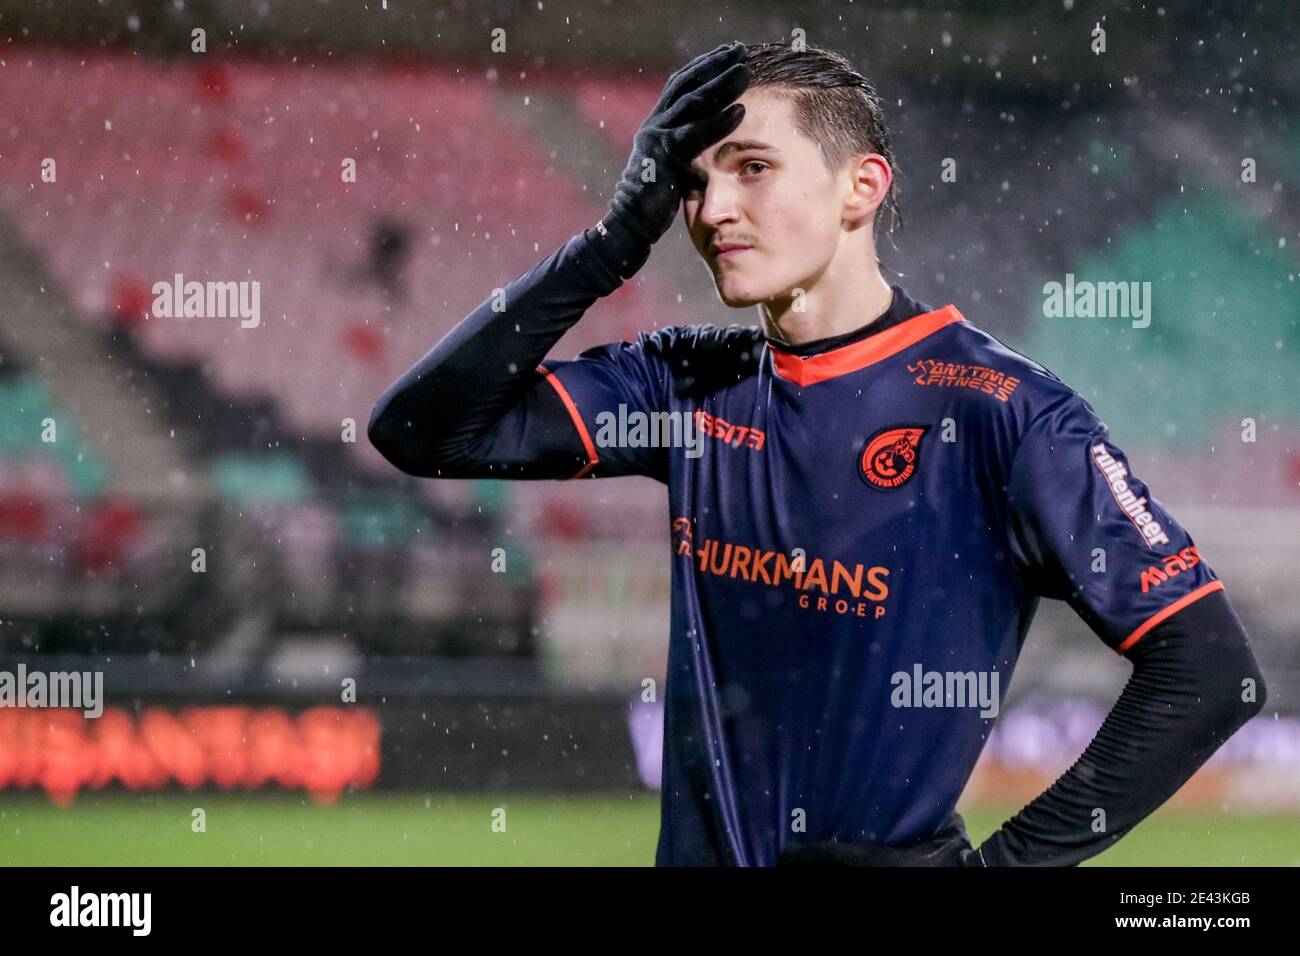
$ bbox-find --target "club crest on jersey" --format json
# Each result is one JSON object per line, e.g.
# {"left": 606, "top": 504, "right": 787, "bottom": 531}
{"left": 858, "top": 425, "right": 928, "bottom": 490}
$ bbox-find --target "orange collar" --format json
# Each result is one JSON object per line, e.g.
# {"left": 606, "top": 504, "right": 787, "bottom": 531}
{"left": 768, "top": 305, "right": 966, "bottom": 387}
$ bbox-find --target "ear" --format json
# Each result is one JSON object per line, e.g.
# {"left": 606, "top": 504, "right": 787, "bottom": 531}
{"left": 843, "top": 153, "right": 892, "bottom": 227}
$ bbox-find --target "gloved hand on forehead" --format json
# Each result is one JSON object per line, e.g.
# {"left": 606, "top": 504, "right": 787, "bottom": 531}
{"left": 586, "top": 41, "right": 750, "bottom": 279}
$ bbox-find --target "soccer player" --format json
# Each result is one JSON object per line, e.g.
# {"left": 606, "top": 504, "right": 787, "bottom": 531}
{"left": 368, "top": 41, "right": 1267, "bottom": 866}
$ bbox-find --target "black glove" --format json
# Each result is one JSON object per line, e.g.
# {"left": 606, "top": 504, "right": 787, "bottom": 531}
{"left": 584, "top": 41, "right": 750, "bottom": 280}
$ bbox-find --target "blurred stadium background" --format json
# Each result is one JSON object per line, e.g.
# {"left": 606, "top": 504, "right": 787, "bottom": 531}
{"left": 0, "top": 0, "right": 1297, "bottom": 865}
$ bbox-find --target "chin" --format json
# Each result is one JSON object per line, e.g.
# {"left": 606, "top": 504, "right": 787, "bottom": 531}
{"left": 718, "top": 292, "right": 754, "bottom": 308}
{"left": 715, "top": 282, "right": 769, "bottom": 309}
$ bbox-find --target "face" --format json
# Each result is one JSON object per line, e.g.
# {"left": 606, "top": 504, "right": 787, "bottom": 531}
{"left": 681, "top": 88, "right": 868, "bottom": 309}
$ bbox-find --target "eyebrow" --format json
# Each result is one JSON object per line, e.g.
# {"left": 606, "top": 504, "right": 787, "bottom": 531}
{"left": 712, "top": 140, "right": 781, "bottom": 161}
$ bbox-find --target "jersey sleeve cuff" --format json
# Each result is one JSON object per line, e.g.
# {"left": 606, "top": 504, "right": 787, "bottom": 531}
{"left": 1115, "top": 579, "right": 1226, "bottom": 655}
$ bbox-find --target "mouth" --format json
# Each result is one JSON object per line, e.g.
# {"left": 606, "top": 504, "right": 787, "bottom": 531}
{"left": 711, "top": 244, "right": 752, "bottom": 261}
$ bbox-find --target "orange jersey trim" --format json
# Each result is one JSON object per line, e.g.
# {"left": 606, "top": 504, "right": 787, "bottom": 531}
{"left": 1116, "top": 580, "right": 1226, "bottom": 655}
{"left": 536, "top": 364, "right": 599, "bottom": 479}
{"left": 768, "top": 305, "right": 967, "bottom": 387}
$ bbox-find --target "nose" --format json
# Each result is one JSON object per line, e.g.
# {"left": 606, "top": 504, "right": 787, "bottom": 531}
{"left": 698, "top": 176, "right": 741, "bottom": 229}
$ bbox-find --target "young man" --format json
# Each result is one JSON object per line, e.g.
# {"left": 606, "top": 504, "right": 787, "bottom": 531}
{"left": 368, "top": 41, "right": 1267, "bottom": 866}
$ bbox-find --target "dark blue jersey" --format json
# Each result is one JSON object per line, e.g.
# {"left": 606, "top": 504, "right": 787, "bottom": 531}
{"left": 368, "top": 229, "right": 1264, "bottom": 866}
{"left": 529, "top": 289, "right": 1222, "bottom": 865}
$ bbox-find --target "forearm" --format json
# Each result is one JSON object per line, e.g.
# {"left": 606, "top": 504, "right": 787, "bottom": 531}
{"left": 369, "top": 43, "right": 747, "bottom": 479}
{"left": 367, "top": 222, "right": 636, "bottom": 477}
{"left": 974, "top": 590, "right": 1267, "bottom": 866}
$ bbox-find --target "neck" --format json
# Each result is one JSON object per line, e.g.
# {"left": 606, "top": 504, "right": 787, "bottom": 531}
{"left": 758, "top": 252, "right": 894, "bottom": 347}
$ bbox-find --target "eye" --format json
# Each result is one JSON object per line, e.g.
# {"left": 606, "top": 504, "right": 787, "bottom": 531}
{"left": 741, "top": 160, "right": 769, "bottom": 176}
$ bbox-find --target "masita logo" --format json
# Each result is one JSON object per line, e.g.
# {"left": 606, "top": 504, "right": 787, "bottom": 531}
{"left": 50, "top": 886, "right": 151, "bottom": 936}
{"left": 859, "top": 425, "right": 928, "bottom": 490}
{"left": 1139, "top": 546, "right": 1203, "bottom": 593}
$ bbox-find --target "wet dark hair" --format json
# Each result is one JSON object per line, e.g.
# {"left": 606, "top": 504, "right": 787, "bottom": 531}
{"left": 744, "top": 41, "right": 901, "bottom": 237}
